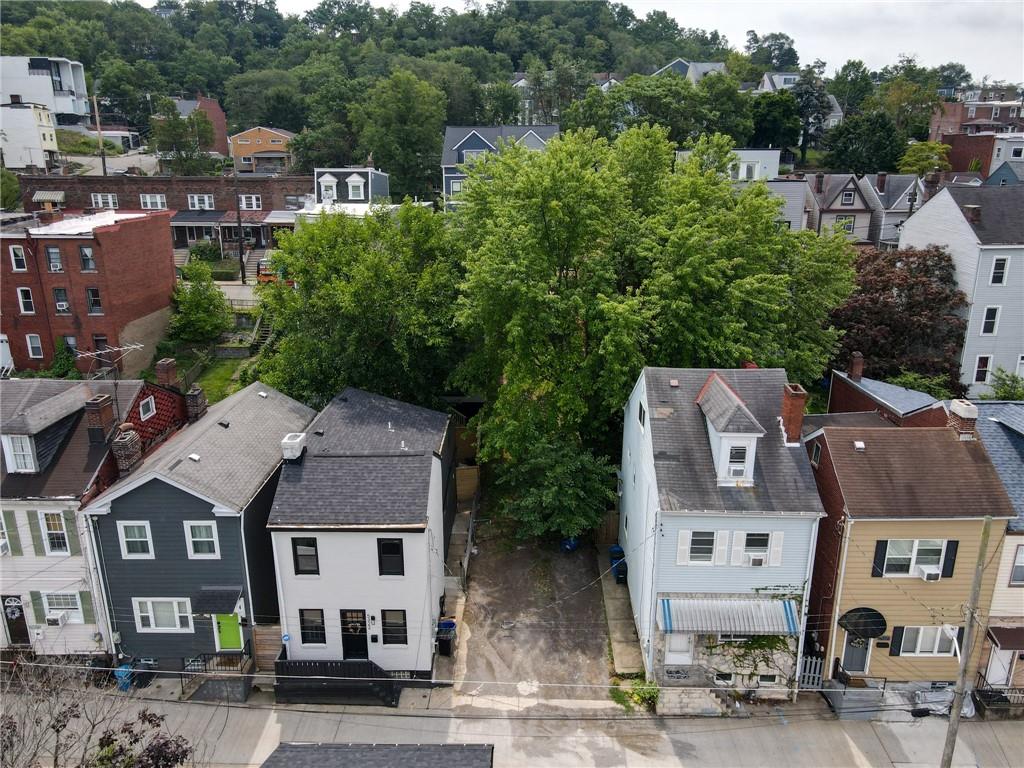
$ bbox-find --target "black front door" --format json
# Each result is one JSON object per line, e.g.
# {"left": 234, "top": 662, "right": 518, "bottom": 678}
{"left": 3, "top": 596, "right": 31, "bottom": 645}
{"left": 340, "top": 610, "right": 368, "bottom": 660}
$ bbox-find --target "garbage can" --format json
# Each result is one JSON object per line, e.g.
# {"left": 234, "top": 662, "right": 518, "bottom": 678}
{"left": 437, "top": 619, "right": 457, "bottom": 657}
{"left": 613, "top": 559, "right": 628, "bottom": 584}
{"left": 114, "top": 663, "right": 134, "bottom": 692}
{"left": 133, "top": 659, "right": 157, "bottom": 688}
{"left": 609, "top": 544, "right": 625, "bottom": 567}
{"left": 88, "top": 654, "right": 114, "bottom": 687}
{"left": 560, "top": 537, "right": 580, "bottom": 553}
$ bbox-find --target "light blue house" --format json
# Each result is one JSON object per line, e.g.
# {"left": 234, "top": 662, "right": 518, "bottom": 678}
{"left": 618, "top": 367, "right": 823, "bottom": 710}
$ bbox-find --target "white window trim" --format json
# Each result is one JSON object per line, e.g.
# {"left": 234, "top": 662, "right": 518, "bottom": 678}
{"left": 9, "top": 245, "right": 27, "bottom": 271}
{"left": 42, "top": 592, "right": 83, "bottom": 623}
{"left": 980, "top": 306, "right": 1001, "bottom": 336}
{"left": 132, "top": 597, "right": 193, "bottom": 633}
{"left": 90, "top": 193, "right": 118, "bottom": 209}
{"left": 449, "top": 179, "right": 463, "bottom": 195}
{"left": 900, "top": 625, "right": 957, "bottom": 657}
{"left": 26, "top": 334, "right": 43, "bottom": 359}
{"left": 974, "top": 355, "right": 992, "bottom": 384}
{"left": 138, "top": 395, "right": 156, "bottom": 422}
{"left": 717, "top": 437, "right": 757, "bottom": 485}
{"left": 18, "top": 287, "right": 35, "bottom": 314}
{"left": 882, "top": 538, "right": 946, "bottom": 577}
{"left": 188, "top": 194, "right": 215, "bottom": 210}
{"left": 1010, "top": 544, "right": 1024, "bottom": 586}
{"left": 139, "top": 194, "right": 167, "bottom": 210}
{"left": 380, "top": 609, "right": 409, "bottom": 647}
{"left": 183, "top": 520, "right": 220, "bottom": 560}
{"left": 835, "top": 215, "right": 855, "bottom": 233}
{"left": 39, "top": 511, "right": 69, "bottom": 556}
{"left": 990, "top": 257, "right": 1008, "bottom": 285}
{"left": 117, "top": 520, "right": 154, "bottom": 560}
{"left": 239, "top": 194, "right": 261, "bottom": 210}
{"left": 2, "top": 434, "right": 38, "bottom": 472}
{"left": 841, "top": 190, "right": 855, "bottom": 205}
{"left": 676, "top": 529, "right": 730, "bottom": 566}
{"left": 811, "top": 442, "right": 822, "bottom": 467}
{"left": 241, "top": 156, "right": 253, "bottom": 164}
{"left": 348, "top": 181, "right": 365, "bottom": 200}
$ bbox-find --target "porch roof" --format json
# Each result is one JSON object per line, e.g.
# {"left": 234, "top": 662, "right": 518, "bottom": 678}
{"left": 192, "top": 587, "right": 242, "bottom": 614}
{"left": 170, "top": 210, "right": 226, "bottom": 225}
{"left": 657, "top": 597, "right": 799, "bottom": 635}
{"left": 989, "top": 626, "right": 1024, "bottom": 651}
{"left": 263, "top": 210, "right": 298, "bottom": 225}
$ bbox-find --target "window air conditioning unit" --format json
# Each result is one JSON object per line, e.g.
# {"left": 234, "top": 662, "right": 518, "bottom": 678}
{"left": 917, "top": 564, "right": 941, "bottom": 582}
{"left": 728, "top": 465, "right": 746, "bottom": 479}
{"left": 56, "top": 301, "right": 70, "bottom": 311}
{"left": 45, "top": 611, "right": 69, "bottom": 627}
{"left": 747, "top": 553, "right": 766, "bottom": 567}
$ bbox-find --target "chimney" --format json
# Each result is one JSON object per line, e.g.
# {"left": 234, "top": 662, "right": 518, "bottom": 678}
{"left": 781, "top": 383, "right": 809, "bottom": 444}
{"left": 923, "top": 171, "right": 940, "bottom": 200}
{"left": 85, "top": 394, "right": 115, "bottom": 444}
{"left": 281, "top": 433, "right": 307, "bottom": 463}
{"left": 111, "top": 423, "right": 143, "bottom": 477}
{"left": 740, "top": 360, "right": 759, "bottom": 369}
{"left": 962, "top": 204, "right": 981, "bottom": 224}
{"left": 36, "top": 209, "right": 64, "bottom": 225}
{"left": 848, "top": 351, "right": 864, "bottom": 382}
{"left": 795, "top": 172, "right": 805, "bottom": 180}
{"left": 815, "top": 173, "right": 825, "bottom": 193}
{"left": 876, "top": 172, "right": 887, "bottom": 192}
{"left": 948, "top": 399, "right": 978, "bottom": 440}
{"left": 185, "top": 385, "right": 208, "bottom": 423}
{"left": 155, "top": 357, "right": 178, "bottom": 389}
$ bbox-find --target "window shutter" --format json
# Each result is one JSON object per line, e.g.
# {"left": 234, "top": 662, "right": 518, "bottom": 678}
{"left": 890, "top": 626, "right": 904, "bottom": 656}
{"left": 80, "top": 591, "right": 96, "bottom": 624}
{"left": 871, "top": 540, "right": 887, "bottom": 577}
{"left": 768, "top": 532, "right": 784, "bottom": 566}
{"left": 29, "top": 591, "right": 45, "bottom": 624}
{"left": 26, "top": 511, "right": 44, "bottom": 556}
{"left": 714, "top": 531, "right": 730, "bottom": 565}
{"left": 956, "top": 625, "right": 965, "bottom": 654}
{"left": 676, "top": 530, "right": 691, "bottom": 565}
{"left": 63, "top": 511, "right": 81, "bottom": 556}
{"left": 942, "top": 540, "right": 958, "bottom": 579}
{"left": 731, "top": 531, "right": 746, "bottom": 565}
{"left": 2, "top": 510, "right": 22, "bottom": 555}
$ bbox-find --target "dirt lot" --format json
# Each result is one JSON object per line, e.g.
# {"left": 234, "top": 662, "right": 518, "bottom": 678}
{"left": 456, "top": 522, "right": 611, "bottom": 701}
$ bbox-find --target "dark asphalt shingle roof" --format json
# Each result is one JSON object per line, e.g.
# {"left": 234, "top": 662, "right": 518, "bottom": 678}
{"left": 442, "top": 125, "right": 560, "bottom": 165}
{"left": 696, "top": 374, "right": 765, "bottom": 434}
{"left": 945, "top": 186, "right": 1024, "bottom": 244}
{"left": 972, "top": 401, "right": 1024, "bottom": 529}
{"left": 832, "top": 371, "right": 938, "bottom": 416}
{"left": 863, "top": 174, "right": 920, "bottom": 209}
{"left": 643, "top": 368, "right": 824, "bottom": 515}
{"left": 802, "top": 411, "right": 895, "bottom": 437}
{"left": 170, "top": 210, "right": 226, "bottom": 224}
{"left": 261, "top": 743, "right": 494, "bottom": 768}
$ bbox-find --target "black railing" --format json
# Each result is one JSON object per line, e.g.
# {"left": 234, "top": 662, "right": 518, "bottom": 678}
{"left": 273, "top": 646, "right": 399, "bottom": 706}
{"left": 184, "top": 639, "right": 251, "bottom": 676}
{"left": 975, "top": 671, "right": 1024, "bottom": 707}
{"left": 832, "top": 659, "right": 887, "bottom": 691}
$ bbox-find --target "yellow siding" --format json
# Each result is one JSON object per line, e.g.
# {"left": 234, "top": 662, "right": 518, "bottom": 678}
{"left": 836, "top": 518, "right": 1003, "bottom": 682}
{"left": 990, "top": 533, "right": 1024, "bottom": 618}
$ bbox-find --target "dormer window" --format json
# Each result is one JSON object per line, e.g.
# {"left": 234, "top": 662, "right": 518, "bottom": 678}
{"left": 346, "top": 173, "right": 365, "bottom": 200}
{"left": 727, "top": 446, "right": 747, "bottom": 477}
{"left": 318, "top": 173, "right": 338, "bottom": 203}
{"left": 2, "top": 434, "right": 38, "bottom": 473}
{"left": 695, "top": 372, "right": 764, "bottom": 488}
{"left": 462, "top": 149, "right": 484, "bottom": 163}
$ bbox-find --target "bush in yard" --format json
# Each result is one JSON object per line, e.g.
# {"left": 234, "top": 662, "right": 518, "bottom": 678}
{"left": 169, "top": 261, "right": 232, "bottom": 343}
{"left": 981, "top": 368, "right": 1024, "bottom": 400}
{"left": 188, "top": 240, "right": 221, "bottom": 262}
{"left": 885, "top": 369, "right": 954, "bottom": 400}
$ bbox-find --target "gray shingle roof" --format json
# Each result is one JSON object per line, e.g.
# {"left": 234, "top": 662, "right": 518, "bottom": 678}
{"left": 972, "top": 401, "right": 1024, "bottom": 529}
{"left": 696, "top": 373, "right": 765, "bottom": 434}
{"left": 442, "top": 125, "right": 560, "bottom": 165}
{"left": 802, "top": 411, "right": 895, "bottom": 437}
{"left": 261, "top": 743, "right": 494, "bottom": 768}
{"left": 945, "top": 185, "right": 1024, "bottom": 244}
{"left": 863, "top": 174, "right": 920, "bottom": 209}
{"left": 1, "top": 380, "right": 141, "bottom": 435}
{"left": 643, "top": 367, "right": 824, "bottom": 515}
{"left": 307, "top": 388, "right": 449, "bottom": 456}
{"left": 832, "top": 371, "right": 938, "bottom": 416}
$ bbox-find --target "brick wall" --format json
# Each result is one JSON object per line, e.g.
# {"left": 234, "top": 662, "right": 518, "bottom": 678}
{"left": 805, "top": 434, "right": 846, "bottom": 669}
{"left": 197, "top": 96, "right": 230, "bottom": 156}
{"left": 944, "top": 133, "right": 997, "bottom": 176}
{"left": 930, "top": 102, "right": 965, "bottom": 142}
{"left": 828, "top": 374, "right": 948, "bottom": 427}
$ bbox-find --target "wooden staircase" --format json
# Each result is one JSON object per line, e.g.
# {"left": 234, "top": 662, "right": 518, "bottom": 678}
{"left": 252, "top": 624, "right": 282, "bottom": 672}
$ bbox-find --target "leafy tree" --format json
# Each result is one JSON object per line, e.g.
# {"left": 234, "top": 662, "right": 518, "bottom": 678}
{"left": 831, "top": 246, "right": 968, "bottom": 387}
{"left": 696, "top": 73, "right": 753, "bottom": 146}
{"left": 790, "top": 60, "right": 831, "bottom": 162}
{"left": 1, "top": 168, "right": 20, "bottom": 210}
{"left": 885, "top": 370, "right": 953, "bottom": 400}
{"left": 724, "top": 51, "right": 764, "bottom": 84}
{"left": 981, "top": 369, "right": 1024, "bottom": 400}
{"left": 745, "top": 30, "right": 799, "bottom": 70}
{"left": 149, "top": 97, "right": 217, "bottom": 175}
{"left": 169, "top": 261, "right": 232, "bottom": 344}
{"left": 898, "top": 141, "right": 952, "bottom": 176}
{"left": 751, "top": 90, "right": 801, "bottom": 149}
{"left": 94, "top": 56, "right": 167, "bottom": 128}
{"left": 350, "top": 69, "right": 445, "bottom": 199}
{"left": 256, "top": 203, "right": 462, "bottom": 408}
{"left": 829, "top": 59, "right": 874, "bottom": 115}
{"left": 823, "top": 111, "right": 906, "bottom": 174}
{"left": 479, "top": 81, "right": 521, "bottom": 124}
{"left": 224, "top": 69, "right": 302, "bottom": 131}
{"left": 561, "top": 85, "right": 625, "bottom": 140}
{"left": 931, "top": 62, "right": 973, "bottom": 90}
{"left": 866, "top": 76, "right": 942, "bottom": 140}
{"left": 526, "top": 53, "right": 592, "bottom": 124}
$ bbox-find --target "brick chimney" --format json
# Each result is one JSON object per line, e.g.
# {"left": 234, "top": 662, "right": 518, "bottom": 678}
{"left": 962, "top": 204, "right": 981, "bottom": 224}
{"left": 185, "top": 385, "right": 208, "bottom": 423}
{"left": 36, "top": 209, "right": 64, "bottom": 225}
{"left": 155, "top": 357, "right": 178, "bottom": 389}
{"left": 85, "top": 394, "right": 115, "bottom": 444}
{"left": 111, "top": 423, "right": 143, "bottom": 476}
{"left": 848, "top": 351, "right": 864, "bottom": 382}
{"left": 781, "top": 383, "right": 809, "bottom": 444}
{"left": 923, "top": 171, "right": 940, "bottom": 200}
{"left": 876, "top": 172, "right": 887, "bottom": 192}
{"left": 948, "top": 399, "right": 978, "bottom": 440}
{"left": 815, "top": 173, "right": 825, "bottom": 193}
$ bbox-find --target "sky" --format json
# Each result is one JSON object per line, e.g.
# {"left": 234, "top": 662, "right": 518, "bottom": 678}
{"left": 257, "top": 0, "right": 1024, "bottom": 83}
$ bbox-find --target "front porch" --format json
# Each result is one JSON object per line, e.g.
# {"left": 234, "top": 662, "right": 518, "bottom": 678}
{"left": 180, "top": 640, "right": 254, "bottom": 702}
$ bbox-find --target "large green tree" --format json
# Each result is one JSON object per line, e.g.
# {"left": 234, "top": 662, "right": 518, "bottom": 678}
{"left": 149, "top": 97, "right": 217, "bottom": 175}
{"left": 790, "top": 60, "right": 831, "bottom": 162}
{"left": 751, "top": 90, "right": 801, "bottom": 150}
{"left": 823, "top": 111, "right": 906, "bottom": 174}
{"left": 829, "top": 59, "right": 874, "bottom": 115}
{"left": 866, "top": 76, "right": 942, "bottom": 140}
{"left": 899, "top": 141, "right": 952, "bottom": 176}
{"left": 1, "top": 168, "right": 20, "bottom": 210}
{"left": 169, "top": 261, "right": 232, "bottom": 344}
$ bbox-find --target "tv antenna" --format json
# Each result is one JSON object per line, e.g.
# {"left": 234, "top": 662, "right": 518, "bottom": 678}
{"left": 75, "top": 342, "right": 145, "bottom": 424}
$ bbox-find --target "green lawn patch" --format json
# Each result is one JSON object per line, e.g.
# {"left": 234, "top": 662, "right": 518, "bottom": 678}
{"left": 196, "top": 358, "right": 244, "bottom": 404}
{"left": 209, "top": 258, "right": 241, "bottom": 281}
{"left": 56, "top": 129, "right": 123, "bottom": 156}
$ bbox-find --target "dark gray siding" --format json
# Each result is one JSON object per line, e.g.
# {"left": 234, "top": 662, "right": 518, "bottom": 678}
{"left": 96, "top": 479, "right": 250, "bottom": 670}
{"left": 369, "top": 170, "right": 390, "bottom": 201}
{"left": 242, "top": 466, "right": 282, "bottom": 623}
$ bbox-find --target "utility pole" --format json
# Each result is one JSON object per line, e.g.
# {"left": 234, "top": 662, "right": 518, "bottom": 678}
{"left": 91, "top": 82, "right": 107, "bottom": 177}
{"left": 940, "top": 515, "right": 992, "bottom": 768}
{"left": 233, "top": 166, "right": 246, "bottom": 285}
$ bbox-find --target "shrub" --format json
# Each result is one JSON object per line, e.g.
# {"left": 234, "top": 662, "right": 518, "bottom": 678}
{"left": 188, "top": 241, "right": 221, "bottom": 262}
{"left": 170, "top": 261, "right": 232, "bottom": 343}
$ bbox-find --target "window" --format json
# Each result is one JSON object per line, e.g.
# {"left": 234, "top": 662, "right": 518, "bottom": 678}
{"left": 758, "top": 674, "right": 778, "bottom": 684}
{"left": 638, "top": 402, "right": 646, "bottom": 429}
{"left": 4, "top": 434, "right": 37, "bottom": 471}
{"left": 90, "top": 193, "right": 118, "bottom": 209}
{"left": 117, "top": 521, "right": 154, "bottom": 559}
{"left": 378, "top": 538, "right": 404, "bottom": 576}
{"left": 689, "top": 531, "right": 716, "bottom": 562}
{"left": 63, "top": 335, "right": 77, "bottom": 350}
{"left": 381, "top": 609, "right": 408, "bottom": 645}
{"left": 18, "top": 287, "right": 35, "bottom": 313}
{"left": 347, "top": 175, "right": 365, "bottom": 200}
{"left": 718, "top": 633, "right": 753, "bottom": 643}
{"left": 270, "top": 138, "right": 283, "bottom": 144}
{"left": 299, "top": 608, "right": 326, "bottom": 644}
{"left": 728, "top": 446, "right": 748, "bottom": 478}
{"left": 841, "top": 191, "right": 855, "bottom": 205}
{"left": 93, "top": 335, "right": 108, "bottom": 353}
{"left": 139, "top": 193, "right": 167, "bottom": 210}
{"left": 745, "top": 532, "right": 770, "bottom": 556}
{"left": 237, "top": 138, "right": 251, "bottom": 145}
{"left": 1010, "top": 546, "right": 1024, "bottom": 586}
{"left": 86, "top": 287, "right": 102, "bottom": 314}
{"left": 26, "top": 334, "right": 43, "bottom": 359}
{"left": 284, "top": 194, "right": 303, "bottom": 210}
{"left": 41, "top": 512, "right": 69, "bottom": 554}
{"left": 1018, "top": 355, "right": 1024, "bottom": 378}
{"left": 79, "top": 246, "right": 96, "bottom": 271}
{"left": 993, "top": 106, "right": 1001, "bottom": 118}
{"left": 714, "top": 672, "right": 734, "bottom": 684}
{"left": 462, "top": 149, "right": 484, "bottom": 162}
{"left": 188, "top": 194, "right": 215, "bottom": 210}
{"left": 968, "top": 106, "right": 976, "bottom": 118}
{"left": 239, "top": 194, "right": 261, "bottom": 210}
{"left": 292, "top": 537, "right": 319, "bottom": 575}
{"left": 981, "top": 306, "right": 1000, "bottom": 335}
{"left": 134, "top": 598, "right": 192, "bottom": 632}
{"left": 1011, "top": 107, "right": 1019, "bottom": 118}
{"left": 835, "top": 215, "right": 855, "bottom": 234}
{"left": 991, "top": 257, "right": 1007, "bottom": 285}
{"left": 255, "top": 138, "right": 262, "bottom": 145}
{"left": 1013, "top": 147, "right": 1024, "bottom": 159}
{"left": 53, "top": 287, "right": 70, "bottom": 314}
{"left": 183, "top": 521, "right": 219, "bottom": 559}
{"left": 996, "top": 147, "right": 1003, "bottom": 159}
{"left": 744, "top": 163, "right": 755, "bottom": 180}
{"left": 139, "top": 396, "right": 156, "bottom": 421}
{"left": 975, "top": 356, "right": 992, "bottom": 384}
{"left": 811, "top": 442, "right": 822, "bottom": 466}
{"left": 900, "top": 625, "right": 956, "bottom": 656}
{"left": 43, "top": 593, "right": 83, "bottom": 623}
{"left": 10, "top": 245, "right": 27, "bottom": 271}
{"left": 449, "top": 180, "right": 463, "bottom": 195}
{"left": 241, "top": 156, "right": 252, "bottom": 164}
{"left": 883, "top": 539, "right": 944, "bottom": 575}
{"left": 45, "top": 246, "right": 62, "bottom": 272}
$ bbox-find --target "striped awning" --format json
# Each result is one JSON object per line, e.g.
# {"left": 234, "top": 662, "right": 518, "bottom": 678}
{"left": 657, "top": 598, "right": 799, "bottom": 635}
{"left": 32, "top": 190, "right": 65, "bottom": 203}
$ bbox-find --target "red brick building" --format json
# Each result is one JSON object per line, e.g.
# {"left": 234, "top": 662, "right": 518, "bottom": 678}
{"left": 172, "top": 96, "right": 230, "bottom": 156}
{"left": 826, "top": 353, "right": 949, "bottom": 427}
{"left": 929, "top": 101, "right": 1024, "bottom": 142}
{"left": 1, "top": 210, "right": 176, "bottom": 375}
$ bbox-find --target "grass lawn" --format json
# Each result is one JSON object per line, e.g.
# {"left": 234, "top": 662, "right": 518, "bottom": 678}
{"left": 196, "top": 358, "right": 244, "bottom": 404}
{"left": 55, "top": 129, "right": 122, "bottom": 156}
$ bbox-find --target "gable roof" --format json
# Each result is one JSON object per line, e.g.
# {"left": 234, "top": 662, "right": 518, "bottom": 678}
{"left": 696, "top": 373, "right": 766, "bottom": 434}
{"left": 442, "top": 125, "right": 560, "bottom": 165}
{"left": 944, "top": 185, "right": 1024, "bottom": 244}
{"left": 821, "top": 427, "right": 1016, "bottom": 519}
{"left": 810, "top": 174, "right": 869, "bottom": 209}
{"left": 652, "top": 58, "right": 690, "bottom": 77}
{"left": 832, "top": 370, "right": 939, "bottom": 417}
{"left": 687, "top": 62, "right": 726, "bottom": 80}
{"left": 971, "top": 401, "right": 1024, "bottom": 529}
{"left": 230, "top": 126, "right": 295, "bottom": 139}
{"left": 261, "top": 743, "right": 494, "bottom": 768}
{"left": 642, "top": 367, "right": 824, "bottom": 515}
{"left": 862, "top": 174, "right": 921, "bottom": 209}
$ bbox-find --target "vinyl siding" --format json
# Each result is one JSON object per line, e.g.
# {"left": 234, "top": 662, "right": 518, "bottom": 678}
{"left": 990, "top": 533, "right": 1024, "bottom": 617}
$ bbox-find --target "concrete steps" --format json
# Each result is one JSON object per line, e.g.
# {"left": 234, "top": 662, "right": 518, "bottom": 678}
{"left": 657, "top": 686, "right": 728, "bottom": 716}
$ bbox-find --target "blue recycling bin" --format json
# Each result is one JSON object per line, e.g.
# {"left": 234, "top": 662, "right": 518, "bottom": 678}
{"left": 560, "top": 536, "right": 580, "bottom": 552}
{"left": 114, "top": 663, "right": 134, "bottom": 692}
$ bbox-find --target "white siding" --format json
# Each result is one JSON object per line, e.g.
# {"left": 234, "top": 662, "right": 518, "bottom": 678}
{"left": 990, "top": 534, "right": 1024, "bottom": 618}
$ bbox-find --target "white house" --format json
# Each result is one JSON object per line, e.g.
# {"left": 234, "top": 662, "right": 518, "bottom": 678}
{"left": 268, "top": 388, "right": 455, "bottom": 685}
{"left": 676, "top": 147, "right": 781, "bottom": 182}
{"left": 618, "top": 368, "right": 823, "bottom": 713}
{"left": 0, "top": 56, "right": 89, "bottom": 125}
{"left": 898, "top": 185, "right": 1024, "bottom": 396}
{"left": 0, "top": 102, "right": 59, "bottom": 170}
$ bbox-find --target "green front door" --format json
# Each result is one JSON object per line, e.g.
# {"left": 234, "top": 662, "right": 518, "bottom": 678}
{"left": 215, "top": 613, "right": 242, "bottom": 651}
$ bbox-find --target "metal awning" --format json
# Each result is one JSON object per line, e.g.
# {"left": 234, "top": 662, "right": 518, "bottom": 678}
{"left": 657, "top": 598, "right": 799, "bottom": 635}
{"left": 838, "top": 607, "right": 887, "bottom": 639}
{"left": 32, "top": 190, "right": 65, "bottom": 203}
{"left": 989, "top": 626, "right": 1024, "bottom": 651}
{"left": 192, "top": 587, "right": 242, "bottom": 614}
{"left": 263, "top": 210, "right": 298, "bottom": 225}
{"left": 170, "top": 210, "right": 226, "bottom": 225}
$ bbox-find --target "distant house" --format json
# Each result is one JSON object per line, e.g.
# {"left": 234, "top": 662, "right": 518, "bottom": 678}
{"left": 261, "top": 743, "right": 494, "bottom": 768}
{"left": 0, "top": 102, "right": 59, "bottom": 170}
{"left": 754, "top": 72, "right": 843, "bottom": 128}
{"left": 898, "top": 185, "right": 1024, "bottom": 396}
{"left": 652, "top": 58, "right": 727, "bottom": 85}
{"left": 675, "top": 147, "right": 780, "bottom": 181}
{"left": 170, "top": 96, "right": 229, "bottom": 156}
{"left": 827, "top": 353, "right": 948, "bottom": 427}
{"left": 860, "top": 172, "right": 927, "bottom": 248}
{"left": 764, "top": 179, "right": 811, "bottom": 230}
{"left": 619, "top": 367, "right": 823, "bottom": 713}
{"left": 942, "top": 132, "right": 1024, "bottom": 177}
{"left": 984, "top": 161, "right": 1024, "bottom": 186}
{"left": 441, "top": 125, "right": 559, "bottom": 205}
{"left": 0, "top": 56, "right": 89, "bottom": 126}
{"left": 806, "top": 173, "right": 873, "bottom": 243}
{"left": 229, "top": 126, "right": 296, "bottom": 174}
{"left": 929, "top": 101, "right": 1024, "bottom": 142}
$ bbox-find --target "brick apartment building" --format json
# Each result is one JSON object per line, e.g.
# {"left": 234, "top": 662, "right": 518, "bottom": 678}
{"left": 1, "top": 210, "right": 175, "bottom": 375}
{"left": 172, "top": 95, "right": 230, "bottom": 155}
{"left": 929, "top": 100, "right": 1024, "bottom": 142}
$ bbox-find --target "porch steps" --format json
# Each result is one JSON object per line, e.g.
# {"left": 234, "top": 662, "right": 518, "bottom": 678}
{"left": 656, "top": 687, "right": 728, "bottom": 716}
{"left": 253, "top": 624, "right": 282, "bottom": 672}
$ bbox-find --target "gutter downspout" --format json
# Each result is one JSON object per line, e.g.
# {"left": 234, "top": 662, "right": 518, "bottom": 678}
{"left": 268, "top": 530, "right": 287, "bottom": 661}
{"left": 86, "top": 514, "right": 118, "bottom": 657}
{"left": 793, "top": 514, "right": 822, "bottom": 700}
{"left": 827, "top": 514, "right": 853, "bottom": 679}
{"left": 645, "top": 505, "right": 660, "bottom": 678}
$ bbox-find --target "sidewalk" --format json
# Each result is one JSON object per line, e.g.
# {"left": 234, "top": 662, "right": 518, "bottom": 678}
{"left": 601, "top": 565, "right": 644, "bottom": 675}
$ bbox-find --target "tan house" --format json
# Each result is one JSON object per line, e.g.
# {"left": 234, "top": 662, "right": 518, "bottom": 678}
{"left": 228, "top": 126, "right": 295, "bottom": 173}
{"left": 801, "top": 401, "right": 1015, "bottom": 711}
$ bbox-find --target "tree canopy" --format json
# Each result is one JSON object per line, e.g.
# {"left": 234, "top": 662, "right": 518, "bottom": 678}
{"left": 823, "top": 111, "right": 906, "bottom": 174}
{"left": 898, "top": 141, "right": 952, "bottom": 176}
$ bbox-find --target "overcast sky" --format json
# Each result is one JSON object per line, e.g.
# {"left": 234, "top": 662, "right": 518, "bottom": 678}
{"left": 258, "top": 0, "right": 1023, "bottom": 83}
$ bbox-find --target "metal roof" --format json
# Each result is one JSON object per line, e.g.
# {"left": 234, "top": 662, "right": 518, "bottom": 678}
{"left": 657, "top": 598, "right": 799, "bottom": 635}
{"left": 31, "top": 190, "right": 65, "bottom": 203}
{"left": 170, "top": 210, "right": 226, "bottom": 225}
{"left": 833, "top": 371, "right": 938, "bottom": 416}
